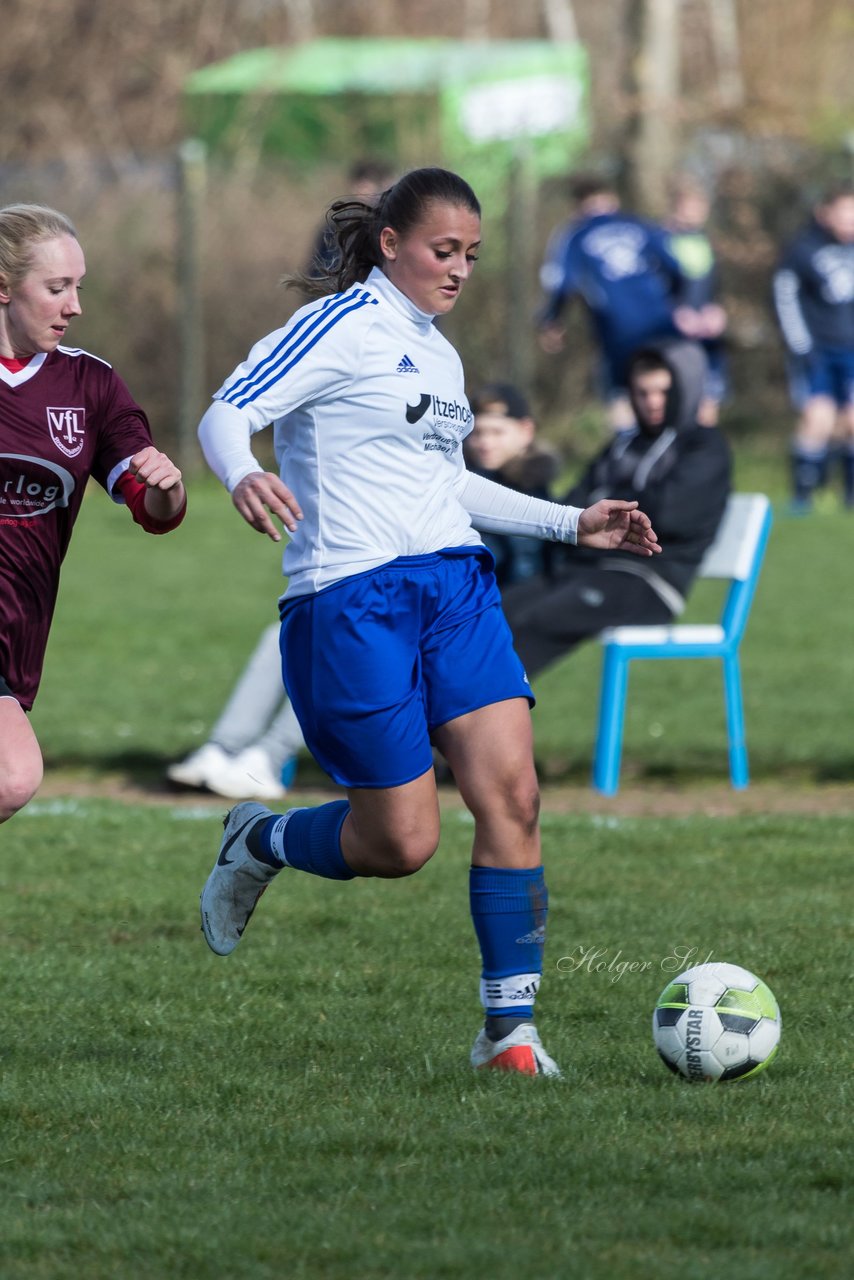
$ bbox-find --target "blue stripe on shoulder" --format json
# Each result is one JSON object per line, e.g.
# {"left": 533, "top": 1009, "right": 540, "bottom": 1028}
{"left": 222, "top": 289, "right": 377, "bottom": 409}
{"left": 221, "top": 290, "right": 348, "bottom": 403}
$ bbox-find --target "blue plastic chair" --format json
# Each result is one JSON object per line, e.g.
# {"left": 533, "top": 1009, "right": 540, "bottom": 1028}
{"left": 592, "top": 493, "right": 773, "bottom": 795}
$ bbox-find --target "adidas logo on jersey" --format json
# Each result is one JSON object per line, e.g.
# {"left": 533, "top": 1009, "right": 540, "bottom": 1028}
{"left": 396, "top": 354, "right": 419, "bottom": 373}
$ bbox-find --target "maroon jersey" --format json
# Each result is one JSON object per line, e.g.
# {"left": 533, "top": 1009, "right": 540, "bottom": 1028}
{"left": 0, "top": 346, "right": 156, "bottom": 708}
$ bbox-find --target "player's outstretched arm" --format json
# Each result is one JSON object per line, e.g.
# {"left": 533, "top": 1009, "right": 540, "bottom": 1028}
{"left": 231, "top": 471, "right": 303, "bottom": 543}
{"left": 576, "top": 499, "right": 661, "bottom": 556}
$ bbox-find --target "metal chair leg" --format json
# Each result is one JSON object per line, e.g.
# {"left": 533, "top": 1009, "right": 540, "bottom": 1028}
{"left": 723, "top": 653, "right": 748, "bottom": 788}
{"left": 593, "top": 648, "right": 630, "bottom": 795}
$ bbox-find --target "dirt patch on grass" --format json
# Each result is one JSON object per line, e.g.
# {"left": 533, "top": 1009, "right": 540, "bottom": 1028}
{"left": 32, "top": 770, "right": 854, "bottom": 818}
{"left": 532, "top": 781, "right": 854, "bottom": 818}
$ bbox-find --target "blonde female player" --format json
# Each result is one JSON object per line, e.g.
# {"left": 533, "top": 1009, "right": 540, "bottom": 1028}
{"left": 0, "top": 204, "right": 186, "bottom": 822}
{"left": 197, "top": 168, "right": 660, "bottom": 1076}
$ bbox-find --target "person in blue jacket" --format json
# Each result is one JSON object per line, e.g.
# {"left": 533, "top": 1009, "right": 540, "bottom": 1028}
{"left": 773, "top": 182, "right": 854, "bottom": 511}
{"left": 538, "top": 173, "right": 685, "bottom": 434}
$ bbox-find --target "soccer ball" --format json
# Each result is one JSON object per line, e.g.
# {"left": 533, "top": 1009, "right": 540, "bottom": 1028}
{"left": 652, "top": 962, "right": 781, "bottom": 1082}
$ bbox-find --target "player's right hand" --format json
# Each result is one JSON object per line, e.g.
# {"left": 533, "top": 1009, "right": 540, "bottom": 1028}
{"left": 231, "top": 471, "right": 303, "bottom": 542}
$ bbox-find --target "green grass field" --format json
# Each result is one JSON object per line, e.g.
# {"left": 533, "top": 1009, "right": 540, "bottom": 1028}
{"left": 2, "top": 458, "right": 853, "bottom": 1278}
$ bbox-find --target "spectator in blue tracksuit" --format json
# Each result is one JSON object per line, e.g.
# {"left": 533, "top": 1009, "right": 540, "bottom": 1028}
{"left": 773, "top": 182, "right": 854, "bottom": 510}
{"left": 537, "top": 173, "right": 685, "bottom": 433}
{"left": 664, "top": 173, "right": 728, "bottom": 427}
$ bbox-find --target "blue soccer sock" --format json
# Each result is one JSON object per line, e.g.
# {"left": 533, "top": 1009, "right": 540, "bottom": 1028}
{"left": 470, "top": 865, "right": 548, "bottom": 1034}
{"left": 247, "top": 800, "right": 355, "bottom": 880}
{"left": 842, "top": 446, "right": 854, "bottom": 507}
{"left": 791, "top": 445, "right": 829, "bottom": 505}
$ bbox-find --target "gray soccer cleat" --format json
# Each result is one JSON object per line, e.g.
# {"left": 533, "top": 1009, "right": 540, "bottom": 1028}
{"left": 200, "top": 802, "right": 280, "bottom": 956}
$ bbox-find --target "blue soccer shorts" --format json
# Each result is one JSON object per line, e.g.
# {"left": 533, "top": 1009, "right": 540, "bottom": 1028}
{"left": 788, "top": 346, "right": 854, "bottom": 409}
{"left": 278, "top": 548, "right": 533, "bottom": 790}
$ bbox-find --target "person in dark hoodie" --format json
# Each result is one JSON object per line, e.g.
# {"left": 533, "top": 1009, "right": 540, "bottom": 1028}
{"left": 501, "top": 339, "right": 731, "bottom": 677}
{"left": 773, "top": 182, "right": 854, "bottom": 511}
{"left": 465, "top": 383, "right": 561, "bottom": 586}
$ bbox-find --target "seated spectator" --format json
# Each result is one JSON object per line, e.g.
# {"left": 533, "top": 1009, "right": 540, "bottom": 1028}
{"left": 502, "top": 339, "right": 732, "bottom": 677}
{"left": 465, "top": 383, "right": 561, "bottom": 586}
{"left": 167, "top": 622, "right": 304, "bottom": 800}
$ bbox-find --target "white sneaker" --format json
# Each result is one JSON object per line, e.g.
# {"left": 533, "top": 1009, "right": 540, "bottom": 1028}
{"left": 202, "top": 744, "right": 288, "bottom": 800}
{"left": 200, "top": 802, "right": 281, "bottom": 955}
{"left": 470, "top": 1024, "right": 562, "bottom": 1078}
{"left": 167, "top": 741, "right": 230, "bottom": 788}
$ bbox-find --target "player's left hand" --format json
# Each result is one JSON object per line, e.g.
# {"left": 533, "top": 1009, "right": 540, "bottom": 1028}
{"left": 129, "top": 446, "right": 184, "bottom": 492}
{"left": 576, "top": 499, "right": 661, "bottom": 556}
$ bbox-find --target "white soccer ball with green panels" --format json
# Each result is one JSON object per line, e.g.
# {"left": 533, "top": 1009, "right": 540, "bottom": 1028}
{"left": 652, "top": 962, "right": 781, "bottom": 1082}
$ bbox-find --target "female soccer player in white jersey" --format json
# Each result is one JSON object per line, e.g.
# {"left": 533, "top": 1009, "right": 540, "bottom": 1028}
{"left": 198, "top": 168, "right": 660, "bottom": 1076}
{"left": 0, "top": 204, "right": 186, "bottom": 822}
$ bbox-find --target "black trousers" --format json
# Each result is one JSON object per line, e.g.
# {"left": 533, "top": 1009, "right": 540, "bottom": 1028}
{"left": 501, "top": 567, "right": 674, "bottom": 678}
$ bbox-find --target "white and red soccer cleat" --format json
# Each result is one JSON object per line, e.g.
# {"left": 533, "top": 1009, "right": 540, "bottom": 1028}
{"left": 470, "top": 1023, "right": 561, "bottom": 1077}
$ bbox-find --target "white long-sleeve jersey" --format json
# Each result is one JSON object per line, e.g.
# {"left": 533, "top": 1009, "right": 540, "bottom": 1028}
{"left": 199, "top": 267, "right": 581, "bottom": 597}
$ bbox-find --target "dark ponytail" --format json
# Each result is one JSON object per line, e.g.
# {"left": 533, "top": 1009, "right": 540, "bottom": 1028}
{"left": 287, "top": 167, "right": 481, "bottom": 298}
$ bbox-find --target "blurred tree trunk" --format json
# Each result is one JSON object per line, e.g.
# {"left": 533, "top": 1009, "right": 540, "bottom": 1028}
{"left": 177, "top": 139, "right": 207, "bottom": 473}
{"left": 622, "top": 0, "right": 680, "bottom": 215}
{"left": 463, "top": 0, "right": 490, "bottom": 39}
{"left": 284, "top": 0, "right": 316, "bottom": 43}
{"left": 541, "top": 0, "right": 579, "bottom": 42}
{"left": 707, "top": 0, "right": 744, "bottom": 111}
{"left": 505, "top": 143, "right": 538, "bottom": 389}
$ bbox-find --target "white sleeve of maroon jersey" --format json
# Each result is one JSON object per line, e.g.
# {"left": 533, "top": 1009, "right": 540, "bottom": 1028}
{"left": 198, "top": 400, "right": 262, "bottom": 493}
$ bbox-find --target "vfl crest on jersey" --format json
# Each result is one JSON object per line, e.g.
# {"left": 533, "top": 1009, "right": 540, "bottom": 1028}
{"left": 46, "top": 407, "right": 86, "bottom": 458}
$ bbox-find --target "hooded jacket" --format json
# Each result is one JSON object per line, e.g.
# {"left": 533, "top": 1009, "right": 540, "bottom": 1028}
{"left": 560, "top": 339, "right": 732, "bottom": 608}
